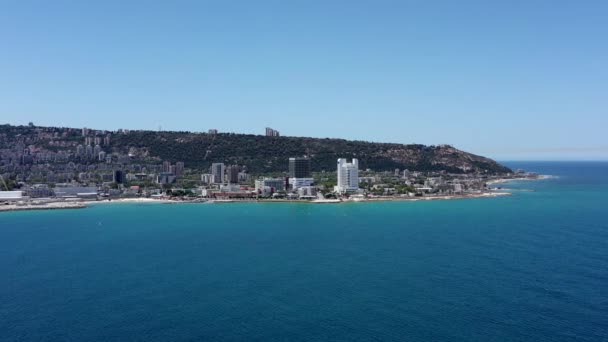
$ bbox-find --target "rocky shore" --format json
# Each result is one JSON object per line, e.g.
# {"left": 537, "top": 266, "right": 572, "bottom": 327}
{"left": 0, "top": 202, "right": 87, "bottom": 212}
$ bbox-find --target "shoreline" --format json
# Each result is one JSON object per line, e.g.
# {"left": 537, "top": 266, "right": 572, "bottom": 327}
{"left": 0, "top": 201, "right": 87, "bottom": 212}
{"left": 0, "top": 191, "right": 512, "bottom": 213}
{"left": 487, "top": 174, "right": 553, "bottom": 186}
{"left": 2, "top": 175, "right": 550, "bottom": 213}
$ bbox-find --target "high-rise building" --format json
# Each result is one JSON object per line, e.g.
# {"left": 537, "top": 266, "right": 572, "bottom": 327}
{"left": 98, "top": 151, "right": 106, "bottom": 162}
{"left": 226, "top": 165, "right": 240, "bottom": 184}
{"left": 211, "top": 163, "right": 226, "bottom": 184}
{"left": 113, "top": 170, "right": 124, "bottom": 184}
{"left": 175, "top": 162, "right": 185, "bottom": 176}
{"left": 335, "top": 158, "right": 359, "bottom": 193}
{"left": 103, "top": 135, "right": 111, "bottom": 146}
{"left": 208, "top": 129, "right": 218, "bottom": 135}
{"left": 82, "top": 127, "right": 89, "bottom": 137}
{"left": 162, "top": 161, "right": 172, "bottom": 173}
{"left": 85, "top": 144, "right": 93, "bottom": 158}
{"left": 288, "top": 157, "right": 313, "bottom": 189}
{"left": 289, "top": 157, "right": 311, "bottom": 178}
{"left": 94, "top": 136, "right": 102, "bottom": 145}
{"left": 76, "top": 144, "right": 84, "bottom": 157}
{"left": 265, "top": 127, "right": 280, "bottom": 137}
{"left": 93, "top": 145, "right": 102, "bottom": 158}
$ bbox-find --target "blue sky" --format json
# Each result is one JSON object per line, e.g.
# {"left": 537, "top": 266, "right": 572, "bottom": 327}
{"left": 1, "top": 1, "right": 606, "bottom": 160}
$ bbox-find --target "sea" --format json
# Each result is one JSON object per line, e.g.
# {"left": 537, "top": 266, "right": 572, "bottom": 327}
{"left": 1, "top": 161, "right": 607, "bottom": 341}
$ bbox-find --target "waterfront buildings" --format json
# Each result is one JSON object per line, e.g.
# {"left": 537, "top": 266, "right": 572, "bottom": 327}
{"left": 226, "top": 165, "right": 240, "bottom": 184}
{"left": 0, "top": 191, "right": 24, "bottom": 202}
{"left": 53, "top": 186, "right": 98, "bottom": 199}
{"left": 297, "top": 186, "right": 317, "bottom": 199}
{"left": 157, "top": 172, "right": 176, "bottom": 185}
{"left": 175, "top": 162, "right": 185, "bottom": 176}
{"left": 288, "top": 157, "right": 314, "bottom": 189}
{"left": 255, "top": 178, "right": 285, "bottom": 193}
{"left": 289, "top": 157, "right": 311, "bottom": 178}
{"left": 335, "top": 158, "right": 359, "bottom": 193}
{"left": 113, "top": 170, "right": 124, "bottom": 184}
{"left": 25, "top": 184, "right": 54, "bottom": 198}
{"left": 211, "top": 163, "right": 226, "bottom": 184}
{"left": 201, "top": 173, "right": 212, "bottom": 184}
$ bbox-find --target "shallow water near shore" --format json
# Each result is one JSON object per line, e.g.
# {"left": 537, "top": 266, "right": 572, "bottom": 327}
{"left": 1, "top": 162, "right": 607, "bottom": 341}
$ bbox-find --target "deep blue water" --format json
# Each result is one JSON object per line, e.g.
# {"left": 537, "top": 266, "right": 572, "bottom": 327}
{"left": 1, "top": 162, "right": 607, "bottom": 341}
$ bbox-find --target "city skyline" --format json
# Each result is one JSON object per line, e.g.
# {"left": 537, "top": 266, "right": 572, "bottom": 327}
{"left": 1, "top": 1, "right": 607, "bottom": 160}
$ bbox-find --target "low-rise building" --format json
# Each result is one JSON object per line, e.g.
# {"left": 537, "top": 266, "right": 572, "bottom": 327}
{"left": 25, "top": 184, "right": 54, "bottom": 198}
{"left": 157, "top": 172, "right": 176, "bottom": 184}
{"left": 54, "top": 186, "right": 98, "bottom": 199}
{"left": 297, "top": 186, "right": 317, "bottom": 199}
{"left": 0, "top": 191, "right": 24, "bottom": 202}
{"left": 255, "top": 178, "right": 285, "bottom": 193}
{"left": 289, "top": 177, "right": 314, "bottom": 189}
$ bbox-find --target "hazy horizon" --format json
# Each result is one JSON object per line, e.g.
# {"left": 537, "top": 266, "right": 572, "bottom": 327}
{"left": 1, "top": 1, "right": 606, "bottom": 161}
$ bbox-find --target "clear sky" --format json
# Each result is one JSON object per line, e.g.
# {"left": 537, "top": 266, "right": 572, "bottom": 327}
{"left": 1, "top": 1, "right": 606, "bottom": 160}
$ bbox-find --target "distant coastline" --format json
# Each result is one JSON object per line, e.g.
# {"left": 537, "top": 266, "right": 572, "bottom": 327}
{"left": 0, "top": 188, "right": 517, "bottom": 213}
{"left": 1, "top": 176, "right": 553, "bottom": 213}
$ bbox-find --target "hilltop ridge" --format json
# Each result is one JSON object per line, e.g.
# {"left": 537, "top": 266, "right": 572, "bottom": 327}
{"left": 0, "top": 124, "right": 511, "bottom": 174}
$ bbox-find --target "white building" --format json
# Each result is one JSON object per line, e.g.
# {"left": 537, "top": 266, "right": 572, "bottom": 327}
{"left": 0, "top": 191, "right": 24, "bottom": 202}
{"left": 54, "top": 187, "right": 98, "bottom": 199}
{"left": 297, "top": 186, "right": 316, "bottom": 199}
{"left": 255, "top": 178, "right": 285, "bottom": 192}
{"left": 219, "top": 184, "right": 242, "bottom": 192}
{"left": 335, "top": 158, "right": 359, "bottom": 193}
{"left": 289, "top": 177, "right": 314, "bottom": 189}
{"left": 211, "top": 163, "right": 225, "bottom": 184}
{"left": 201, "top": 173, "right": 212, "bottom": 184}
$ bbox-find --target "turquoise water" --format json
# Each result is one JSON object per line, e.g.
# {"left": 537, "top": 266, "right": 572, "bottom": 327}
{"left": 1, "top": 162, "right": 607, "bottom": 341}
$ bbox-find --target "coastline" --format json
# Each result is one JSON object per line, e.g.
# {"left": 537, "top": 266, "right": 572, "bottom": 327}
{"left": 2, "top": 175, "right": 550, "bottom": 213}
{"left": 0, "top": 201, "right": 87, "bottom": 212}
{"left": 487, "top": 174, "right": 553, "bottom": 186}
{"left": 0, "top": 191, "right": 512, "bottom": 213}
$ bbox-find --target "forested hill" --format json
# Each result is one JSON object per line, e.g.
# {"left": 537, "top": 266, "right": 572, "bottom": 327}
{"left": 112, "top": 130, "right": 511, "bottom": 174}
{"left": 0, "top": 124, "right": 510, "bottom": 174}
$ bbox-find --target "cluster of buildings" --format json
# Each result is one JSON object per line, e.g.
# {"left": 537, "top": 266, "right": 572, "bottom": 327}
{"left": 265, "top": 127, "right": 280, "bottom": 137}
{"left": 1, "top": 124, "right": 516, "bottom": 203}
{"left": 195, "top": 156, "right": 361, "bottom": 200}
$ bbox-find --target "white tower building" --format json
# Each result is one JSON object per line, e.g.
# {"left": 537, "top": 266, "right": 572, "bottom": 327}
{"left": 335, "top": 158, "right": 359, "bottom": 193}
